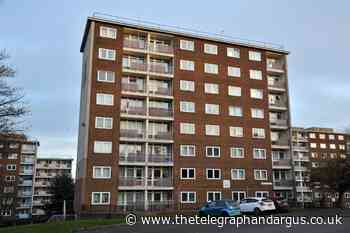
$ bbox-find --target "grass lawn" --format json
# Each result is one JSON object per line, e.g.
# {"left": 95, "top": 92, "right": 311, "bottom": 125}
{"left": 0, "top": 218, "right": 124, "bottom": 233}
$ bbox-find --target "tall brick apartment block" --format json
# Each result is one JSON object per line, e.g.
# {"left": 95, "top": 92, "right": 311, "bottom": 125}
{"left": 292, "top": 127, "right": 350, "bottom": 206}
{"left": 0, "top": 134, "right": 39, "bottom": 223}
{"left": 75, "top": 15, "right": 292, "bottom": 214}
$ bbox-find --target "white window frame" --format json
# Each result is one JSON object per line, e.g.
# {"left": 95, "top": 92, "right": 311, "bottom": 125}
{"left": 309, "top": 133, "right": 316, "bottom": 139}
{"left": 180, "top": 145, "right": 196, "bottom": 157}
{"left": 310, "top": 143, "right": 317, "bottom": 148}
{"left": 180, "top": 80, "right": 195, "bottom": 92}
{"left": 231, "top": 169, "right": 245, "bottom": 180}
{"left": 206, "top": 146, "right": 221, "bottom": 158}
{"left": 204, "top": 63, "right": 219, "bottom": 74}
{"left": 252, "top": 128, "right": 266, "bottom": 139}
{"left": 230, "top": 147, "right": 244, "bottom": 158}
{"left": 92, "top": 166, "right": 112, "bottom": 179}
{"left": 249, "top": 69, "right": 263, "bottom": 80}
{"left": 180, "top": 101, "right": 195, "bottom": 113}
{"left": 95, "top": 117, "right": 113, "bottom": 129}
{"left": 228, "top": 106, "right": 242, "bottom": 117}
{"left": 180, "top": 123, "right": 195, "bottom": 135}
{"left": 100, "top": 26, "right": 117, "bottom": 39}
{"left": 204, "top": 43, "right": 218, "bottom": 55}
{"left": 204, "top": 83, "right": 219, "bottom": 94}
{"left": 97, "top": 70, "right": 115, "bottom": 83}
{"left": 180, "top": 60, "right": 195, "bottom": 71}
{"left": 180, "top": 191, "right": 196, "bottom": 203}
{"left": 228, "top": 86, "right": 241, "bottom": 97}
{"left": 251, "top": 108, "right": 264, "bottom": 119}
{"left": 93, "top": 141, "right": 112, "bottom": 154}
{"left": 230, "top": 127, "right": 243, "bottom": 137}
{"left": 6, "top": 164, "right": 16, "bottom": 171}
{"left": 338, "top": 135, "right": 344, "bottom": 140}
{"left": 91, "top": 192, "right": 110, "bottom": 205}
{"left": 232, "top": 191, "right": 246, "bottom": 202}
{"left": 98, "top": 48, "right": 116, "bottom": 61}
{"left": 180, "top": 168, "right": 196, "bottom": 180}
{"left": 248, "top": 51, "right": 261, "bottom": 61}
{"left": 254, "top": 169, "right": 268, "bottom": 181}
{"left": 250, "top": 88, "right": 263, "bottom": 99}
{"left": 253, "top": 148, "right": 267, "bottom": 159}
{"left": 255, "top": 191, "right": 269, "bottom": 198}
{"left": 207, "top": 191, "right": 222, "bottom": 202}
{"left": 205, "top": 104, "right": 220, "bottom": 115}
{"left": 96, "top": 93, "right": 114, "bottom": 106}
{"left": 205, "top": 124, "right": 220, "bottom": 136}
{"left": 228, "top": 66, "right": 241, "bottom": 77}
{"left": 180, "top": 40, "right": 194, "bottom": 51}
{"left": 206, "top": 168, "right": 221, "bottom": 180}
{"left": 227, "top": 47, "right": 240, "bottom": 58}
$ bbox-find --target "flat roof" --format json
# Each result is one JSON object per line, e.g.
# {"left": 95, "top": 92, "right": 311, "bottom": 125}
{"left": 80, "top": 13, "right": 289, "bottom": 54}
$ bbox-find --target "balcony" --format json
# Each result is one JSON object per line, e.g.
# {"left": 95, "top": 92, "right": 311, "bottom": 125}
{"left": 272, "top": 159, "right": 291, "bottom": 168}
{"left": 270, "top": 119, "right": 288, "bottom": 129}
{"left": 18, "top": 191, "right": 32, "bottom": 197}
{"left": 149, "top": 63, "right": 173, "bottom": 76}
{"left": 33, "top": 200, "right": 44, "bottom": 206}
{"left": 149, "top": 43, "right": 173, "bottom": 54}
{"left": 124, "top": 38, "right": 147, "bottom": 51}
{"left": 121, "top": 82, "right": 146, "bottom": 94}
{"left": 293, "top": 154, "right": 310, "bottom": 161}
{"left": 293, "top": 145, "right": 309, "bottom": 152}
{"left": 121, "top": 107, "right": 146, "bottom": 116}
{"left": 148, "top": 132, "right": 173, "bottom": 141}
{"left": 17, "top": 203, "right": 31, "bottom": 209}
{"left": 273, "top": 179, "right": 293, "bottom": 189}
{"left": 292, "top": 136, "right": 308, "bottom": 142}
{"left": 148, "top": 153, "right": 173, "bottom": 164}
{"left": 267, "top": 59, "right": 285, "bottom": 73}
{"left": 120, "top": 129, "right": 146, "bottom": 140}
{"left": 271, "top": 138, "right": 290, "bottom": 149}
{"left": 269, "top": 100, "right": 288, "bottom": 110}
{"left": 123, "top": 61, "right": 148, "bottom": 73}
{"left": 294, "top": 165, "right": 309, "bottom": 172}
{"left": 20, "top": 169, "right": 34, "bottom": 175}
{"left": 149, "top": 108, "right": 173, "bottom": 118}
{"left": 16, "top": 213, "right": 30, "bottom": 219}
{"left": 149, "top": 87, "right": 172, "bottom": 97}
{"left": 18, "top": 180, "right": 33, "bottom": 186}
{"left": 34, "top": 191, "right": 52, "bottom": 196}
{"left": 35, "top": 181, "right": 50, "bottom": 187}
{"left": 119, "top": 177, "right": 146, "bottom": 188}
{"left": 295, "top": 175, "right": 310, "bottom": 182}
{"left": 119, "top": 153, "right": 146, "bottom": 164}
{"left": 147, "top": 178, "right": 173, "bottom": 188}
{"left": 268, "top": 79, "right": 286, "bottom": 91}
{"left": 296, "top": 186, "right": 312, "bottom": 192}
{"left": 20, "top": 158, "right": 35, "bottom": 164}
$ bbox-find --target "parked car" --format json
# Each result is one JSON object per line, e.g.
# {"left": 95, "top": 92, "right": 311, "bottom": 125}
{"left": 198, "top": 200, "right": 241, "bottom": 217}
{"left": 239, "top": 197, "right": 276, "bottom": 215}
{"left": 272, "top": 197, "right": 289, "bottom": 212}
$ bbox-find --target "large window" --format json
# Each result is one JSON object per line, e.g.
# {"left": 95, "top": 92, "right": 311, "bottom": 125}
{"left": 230, "top": 127, "right": 243, "bottom": 137}
{"left": 180, "top": 145, "right": 196, "bottom": 157}
{"left": 252, "top": 128, "right": 266, "bottom": 139}
{"left": 206, "top": 146, "right": 220, "bottom": 158}
{"left": 181, "top": 192, "right": 196, "bottom": 203}
{"left": 254, "top": 170, "right": 268, "bottom": 180}
{"left": 98, "top": 48, "right": 116, "bottom": 61}
{"left": 253, "top": 148, "right": 266, "bottom": 159}
{"left": 93, "top": 166, "right": 111, "bottom": 179}
{"left": 228, "top": 86, "right": 241, "bottom": 97}
{"left": 227, "top": 47, "right": 240, "bottom": 58}
{"left": 95, "top": 117, "right": 113, "bottom": 129}
{"left": 180, "top": 123, "right": 195, "bottom": 135}
{"left": 181, "top": 168, "right": 195, "bottom": 179}
{"left": 97, "top": 70, "right": 115, "bottom": 83}
{"left": 91, "top": 192, "right": 110, "bottom": 205}
{"left": 229, "top": 106, "right": 242, "bottom": 117}
{"left": 206, "top": 169, "right": 221, "bottom": 180}
{"left": 93, "top": 141, "right": 112, "bottom": 154}
{"left": 205, "top": 125, "right": 220, "bottom": 136}
{"left": 228, "top": 66, "right": 241, "bottom": 77}
{"left": 231, "top": 169, "right": 245, "bottom": 180}
{"left": 100, "top": 26, "right": 117, "bottom": 39}
{"left": 180, "top": 80, "right": 195, "bottom": 92}
{"left": 204, "top": 63, "right": 218, "bottom": 74}
{"left": 249, "top": 69, "right": 263, "bottom": 80}
{"left": 232, "top": 191, "right": 246, "bottom": 202}
{"left": 205, "top": 104, "right": 219, "bottom": 115}
{"left": 180, "top": 60, "right": 195, "bottom": 71}
{"left": 205, "top": 83, "right": 219, "bottom": 94}
{"left": 230, "top": 147, "right": 244, "bottom": 158}
{"left": 250, "top": 89, "right": 263, "bottom": 99}
{"left": 251, "top": 108, "right": 264, "bottom": 119}
{"left": 96, "top": 93, "right": 114, "bottom": 106}
{"left": 207, "top": 191, "right": 221, "bottom": 202}
{"left": 248, "top": 51, "right": 261, "bottom": 61}
{"left": 204, "top": 44, "right": 218, "bottom": 55}
{"left": 180, "top": 101, "right": 195, "bottom": 113}
{"left": 180, "top": 40, "right": 194, "bottom": 51}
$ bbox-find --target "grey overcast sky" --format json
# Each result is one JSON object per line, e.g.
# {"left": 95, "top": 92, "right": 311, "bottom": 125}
{"left": 0, "top": 0, "right": 350, "bottom": 160}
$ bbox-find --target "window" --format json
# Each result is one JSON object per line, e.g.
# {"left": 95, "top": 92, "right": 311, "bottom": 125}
{"left": 180, "top": 80, "right": 195, "bottom": 92}
{"left": 309, "top": 133, "right": 316, "bottom": 139}
{"left": 204, "top": 44, "right": 218, "bottom": 55}
{"left": 329, "top": 134, "right": 335, "bottom": 140}
{"left": 95, "top": 117, "right": 113, "bottom": 129}
{"left": 5, "top": 176, "right": 15, "bottom": 182}
{"left": 320, "top": 143, "right": 327, "bottom": 149}
{"left": 255, "top": 191, "right": 269, "bottom": 198}
{"left": 96, "top": 93, "right": 114, "bottom": 106}
{"left": 181, "top": 168, "right": 195, "bottom": 179}
{"left": 253, "top": 148, "right": 266, "bottom": 159}
{"left": 6, "top": 164, "right": 16, "bottom": 171}
{"left": 228, "top": 86, "right": 241, "bottom": 97}
{"left": 205, "top": 125, "right": 220, "bottom": 136}
{"left": 228, "top": 106, "right": 242, "bottom": 117}
{"left": 248, "top": 51, "right": 261, "bottom": 61}
{"left": 91, "top": 192, "right": 110, "bottom": 205}
{"left": 181, "top": 192, "right": 196, "bottom": 203}
{"left": 205, "top": 104, "right": 219, "bottom": 115}
{"left": 319, "top": 134, "right": 326, "bottom": 139}
{"left": 93, "top": 166, "right": 111, "bottom": 179}
{"left": 250, "top": 89, "right": 263, "bottom": 99}
{"left": 93, "top": 141, "right": 112, "bottom": 154}
{"left": 230, "top": 147, "right": 244, "bottom": 158}
{"left": 207, "top": 191, "right": 221, "bottom": 202}
{"left": 97, "top": 70, "right": 115, "bottom": 83}
{"left": 252, "top": 128, "right": 265, "bottom": 139}
{"left": 228, "top": 66, "right": 240, "bottom": 77}
{"left": 338, "top": 135, "right": 344, "bottom": 140}
{"left": 232, "top": 192, "right": 246, "bottom": 203}
{"left": 100, "top": 26, "right": 117, "bottom": 39}
{"left": 180, "top": 101, "right": 195, "bottom": 113}
{"left": 180, "top": 145, "right": 196, "bottom": 157}
{"left": 204, "top": 83, "right": 219, "bottom": 94}
{"left": 0, "top": 210, "right": 11, "bottom": 216}
{"left": 180, "top": 40, "right": 194, "bottom": 51}
{"left": 206, "top": 169, "right": 221, "bottom": 180}
{"left": 254, "top": 170, "right": 268, "bottom": 180}
{"left": 227, "top": 47, "right": 240, "bottom": 58}
{"left": 230, "top": 127, "right": 243, "bottom": 137}
{"left": 310, "top": 143, "right": 317, "bottom": 148}
{"left": 206, "top": 146, "right": 220, "bottom": 157}
{"left": 339, "top": 145, "right": 345, "bottom": 150}
{"left": 249, "top": 69, "right": 263, "bottom": 80}
{"left": 311, "top": 152, "right": 318, "bottom": 158}
{"left": 330, "top": 144, "right": 336, "bottom": 149}
{"left": 204, "top": 63, "right": 218, "bottom": 74}
{"left": 7, "top": 153, "right": 17, "bottom": 159}
{"left": 180, "top": 123, "right": 195, "bottom": 135}
{"left": 231, "top": 169, "right": 245, "bottom": 180}
{"left": 180, "top": 60, "right": 195, "bottom": 71}
{"left": 251, "top": 108, "right": 264, "bottom": 119}
{"left": 98, "top": 48, "right": 116, "bottom": 60}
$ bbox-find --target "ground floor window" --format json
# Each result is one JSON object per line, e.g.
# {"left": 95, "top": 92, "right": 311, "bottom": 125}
{"left": 181, "top": 192, "right": 196, "bottom": 203}
{"left": 91, "top": 192, "right": 110, "bottom": 205}
{"left": 207, "top": 191, "right": 222, "bottom": 202}
{"left": 232, "top": 191, "right": 246, "bottom": 202}
{"left": 255, "top": 191, "right": 269, "bottom": 198}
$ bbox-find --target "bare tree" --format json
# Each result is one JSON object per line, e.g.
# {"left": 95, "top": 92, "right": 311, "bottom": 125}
{"left": 0, "top": 50, "right": 29, "bottom": 133}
